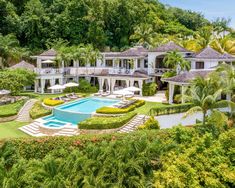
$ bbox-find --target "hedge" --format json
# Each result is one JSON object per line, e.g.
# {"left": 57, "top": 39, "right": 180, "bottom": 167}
{"left": 79, "top": 112, "right": 137, "bottom": 129}
{"left": 43, "top": 98, "right": 64, "bottom": 106}
{"left": 96, "top": 100, "right": 145, "bottom": 114}
{"left": 138, "top": 116, "right": 160, "bottom": 130}
{"left": 30, "top": 102, "right": 52, "bottom": 119}
{"left": 149, "top": 103, "right": 193, "bottom": 116}
{"left": 0, "top": 100, "right": 26, "bottom": 117}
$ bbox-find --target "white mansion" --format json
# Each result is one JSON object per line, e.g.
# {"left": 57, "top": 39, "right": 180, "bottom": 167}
{"left": 16, "top": 41, "right": 234, "bottom": 102}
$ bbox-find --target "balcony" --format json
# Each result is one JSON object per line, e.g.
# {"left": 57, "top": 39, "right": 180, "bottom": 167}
{"left": 149, "top": 68, "right": 173, "bottom": 76}
{"left": 34, "top": 68, "right": 64, "bottom": 75}
{"left": 109, "top": 68, "right": 135, "bottom": 75}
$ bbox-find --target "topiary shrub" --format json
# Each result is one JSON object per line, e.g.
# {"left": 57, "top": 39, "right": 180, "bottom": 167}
{"left": 79, "top": 112, "right": 137, "bottom": 129}
{"left": 138, "top": 116, "right": 160, "bottom": 130}
{"left": 142, "top": 82, "right": 157, "bottom": 96}
{"left": 43, "top": 98, "right": 64, "bottom": 106}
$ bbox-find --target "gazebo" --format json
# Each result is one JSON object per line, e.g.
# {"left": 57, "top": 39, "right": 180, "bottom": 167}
{"left": 10, "top": 60, "right": 35, "bottom": 71}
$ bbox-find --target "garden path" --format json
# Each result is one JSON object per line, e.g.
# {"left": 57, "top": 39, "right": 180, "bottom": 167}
{"left": 16, "top": 99, "right": 38, "bottom": 122}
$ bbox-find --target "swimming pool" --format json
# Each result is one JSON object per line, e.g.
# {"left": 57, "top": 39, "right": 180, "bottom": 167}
{"left": 42, "top": 97, "right": 119, "bottom": 126}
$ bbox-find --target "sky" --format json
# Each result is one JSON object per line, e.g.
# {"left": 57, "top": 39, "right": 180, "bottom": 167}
{"left": 159, "top": 0, "right": 235, "bottom": 28}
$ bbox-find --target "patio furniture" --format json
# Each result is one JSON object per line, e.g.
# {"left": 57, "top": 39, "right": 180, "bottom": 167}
{"left": 59, "top": 96, "right": 71, "bottom": 102}
{"left": 94, "top": 90, "right": 103, "bottom": 96}
{"left": 102, "top": 91, "right": 110, "bottom": 97}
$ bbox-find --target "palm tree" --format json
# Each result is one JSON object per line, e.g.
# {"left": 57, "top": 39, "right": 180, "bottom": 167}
{"left": 210, "top": 35, "right": 235, "bottom": 55}
{"left": 163, "top": 51, "right": 190, "bottom": 74}
{"left": 130, "top": 23, "right": 156, "bottom": 48}
{"left": 185, "top": 76, "right": 231, "bottom": 126}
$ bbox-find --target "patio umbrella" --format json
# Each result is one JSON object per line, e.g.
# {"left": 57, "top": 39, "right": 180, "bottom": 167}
{"left": 48, "top": 84, "right": 65, "bottom": 90}
{"left": 42, "top": 59, "right": 54, "bottom": 63}
{"left": 63, "top": 82, "right": 79, "bottom": 88}
{"left": 124, "top": 86, "right": 141, "bottom": 92}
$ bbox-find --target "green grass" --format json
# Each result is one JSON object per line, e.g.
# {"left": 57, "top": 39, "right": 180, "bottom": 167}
{"left": 134, "top": 101, "right": 171, "bottom": 115}
{"left": 0, "top": 100, "right": 26, "bottom": 117}
{"left": 0, "top": 121, "right": 29, "bottom": 139}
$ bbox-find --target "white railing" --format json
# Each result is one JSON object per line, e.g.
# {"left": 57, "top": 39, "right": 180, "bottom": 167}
{"left": 149, "top": 68, "right": 173, "bottom": 75}
{"left": 109, "top": 68, "right": 135, "bottom": 75}
{"left": 34, "top": 68, "right": 64, "bottom": 75}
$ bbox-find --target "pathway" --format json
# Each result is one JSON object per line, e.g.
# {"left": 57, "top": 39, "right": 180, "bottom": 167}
{"left": 134, "top": 90, "right": 166, "bottom": 102}
{"left": 118, "top": 115, "right": 149, "bottom": 133}
{"left": 16, "top": 99, "right": 37, "bottom": 122}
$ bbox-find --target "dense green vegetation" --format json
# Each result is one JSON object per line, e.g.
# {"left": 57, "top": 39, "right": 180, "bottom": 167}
{"left": 29, "top": 101, "right": 51, "bottom": 119}
{"left": 79, "top": 112, "right": 137, "bottom": 129}
{"left": 0, "top": 125, "right": 234, "bottom": 187}
{"left": 142, "top": 82, "right": 158, "bottom": 96}
{"left": 0, "top": 100, "right": 26, "bottom": 117}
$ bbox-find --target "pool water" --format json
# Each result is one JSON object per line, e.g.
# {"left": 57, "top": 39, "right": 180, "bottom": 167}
{"left": 42, "top": 97, "right": 119, "bottom": 126}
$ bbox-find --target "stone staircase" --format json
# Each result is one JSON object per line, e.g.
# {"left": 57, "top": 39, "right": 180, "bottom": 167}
{"left": 118, "top": 115, "right": 149, "bottom": 133}
{"left": 19, "top": 121, "right": 79, "bottom": 137}
{"left": 16, "top": 99, "right": 37, "bottom": 122}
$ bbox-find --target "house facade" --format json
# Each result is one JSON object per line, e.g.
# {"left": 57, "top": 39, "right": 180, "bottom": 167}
{"left": 31, "top": 42, "right": 235, "bottom": 98}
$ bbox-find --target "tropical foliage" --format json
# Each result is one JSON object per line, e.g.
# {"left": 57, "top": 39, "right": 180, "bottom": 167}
{"left": 30, "top": 101, "right": 51, "bottom": 119}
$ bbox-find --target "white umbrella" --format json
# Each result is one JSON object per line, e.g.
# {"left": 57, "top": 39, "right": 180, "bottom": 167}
{"left": 63, "top": 82, "right": 79, "bottom": 88}
{"left": 48, "top": 84, "right": 65, "bottom": 90}
{"left": 43, "top": 59, "right": 54, "bottom": 63}
{"left": 124, "top": 86, "right": 141, "bottom": 92}
{"left": 113, "top": 89, "right": 134, "bottom": 96}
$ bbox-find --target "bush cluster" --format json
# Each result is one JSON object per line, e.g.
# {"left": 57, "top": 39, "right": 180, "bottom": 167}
{"left": 43, "top": 98, "right": 64, "bottom": 106}
{"left": 0, "top": 100, "right": 26, "bottom": 117}
{"left": 138, "top": 116, "right": 160, "bottom": 130}
{"left": 79, "top": 112, "right": 137, "bottom": 129}
{"left": 30, "top": 102, "right": 51, "bottom": 119}
{"left": 77, "top": 79, "right": 98, "bottom": 93}
{"left": 142, "top": 82, "right": 157, "bottom": 96}
{"left": 150, "top": 103, "right": 193, "bottom": 116}
{"left": 96, "top": 100, "right": 145, "bottom": 114}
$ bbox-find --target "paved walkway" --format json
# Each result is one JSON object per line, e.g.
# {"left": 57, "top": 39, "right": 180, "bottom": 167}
{"left": 16, "top": 99, "right": 38, "bottom": 122}
{"left": 134, "top": 91, "right": 166, "bottom": 102}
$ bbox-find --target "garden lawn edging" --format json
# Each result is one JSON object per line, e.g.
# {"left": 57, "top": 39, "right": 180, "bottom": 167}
{"left": 30, "top": 102, "right": 52, "bottom": 119}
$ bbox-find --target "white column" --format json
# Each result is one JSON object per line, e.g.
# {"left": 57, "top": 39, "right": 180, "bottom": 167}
{"left": 41, "top": 79, "right": 45, "bottom": 94}
{"left": 34, "top": 80, "right": 38, "bottom": 93}
{"left": 50, "top": 79, "right": 56, "bottom": 94}
{"left": 138, "top": 80, "right": 143, "bottom": 96}
{"left": 169, "top": 83, "right": 175, "bottom": 104}
{"left": 98, "top": 77, "right": 103, "bottom": 91}
{"left": 107, "top": 78, "right": 111, "bottom": 92}
{"left": 111, "top": 78, "right": 116, "bottom": 93}
{"left": 59, "top": 78, "right": 63, "bottom": 85}
{"left": 130, "top": 79, "right": 134, "bottom": 87}
{"left": 134, "top": 59, "right": 138, "bottom": 69}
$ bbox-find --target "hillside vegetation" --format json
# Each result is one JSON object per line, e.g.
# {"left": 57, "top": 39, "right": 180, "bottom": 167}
{"left": 0, "top": 126, "right": 234, "bottom": 187}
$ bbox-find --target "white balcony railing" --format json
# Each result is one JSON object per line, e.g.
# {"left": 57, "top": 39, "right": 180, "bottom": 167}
{"left": 34, "top": 68, "right": 64, "bottom": 75}
{"left": 149, "top": 68, "right": 173, "bottom": 75}
{"left": 109, "top": 68, "right": 135, "bottom": 75}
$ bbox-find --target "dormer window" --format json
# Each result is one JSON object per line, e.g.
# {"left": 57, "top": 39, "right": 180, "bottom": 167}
{"left": 196, "top": 62, "right": 204, "bottom": 69}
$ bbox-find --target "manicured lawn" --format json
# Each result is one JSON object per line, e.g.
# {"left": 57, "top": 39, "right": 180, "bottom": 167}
{"left": 134, "top": 101, "right": 171, "bottom": 115}
{"left": 0, "top": 121, "right": 29, "bottom": 139}
{"left": 0, "top": 100, "right": 26, "bottom": 117}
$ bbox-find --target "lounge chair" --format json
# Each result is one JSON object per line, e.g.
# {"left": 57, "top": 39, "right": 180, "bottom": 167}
{"left": 59, "top": 96, "right": 71, "bottom": 102}
{"left": 116, "top": 94, "right": 123, "bottom": 98}
{"left": 66, "top": 93, "right": 78, "bottom": 99}
{"left": 125, "top": 94, "right": 134, "bottom": 99}
{"left": 52, "top": 97, "right": 60, "bottom": 100}
{"left": 94, "top": 90, "right": 103, "bottom": 96}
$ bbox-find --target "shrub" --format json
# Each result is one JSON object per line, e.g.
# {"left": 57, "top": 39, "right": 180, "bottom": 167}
{"left": 79, "top": 112, "right": 137, "bottom": 129}
{"left": 96, "top": 100, "right": 145, "bottom": 114}
{"left": 30, "top": 102, "right": 51, "bottom": 119}
{"left": 43, "top": 98, "right": 64, "bottom": 106}
{"left": 77, "top": 79, "right": 98, "bottom": 93}
{"left": 142, "top": 82, "right": 157, "bottom": 96}
{"left": 149, "top": 103, "right": 193, "bottom": 116}
{"left": 0, "top": 100, "right": 26, "bottom": 117}
{"left": 138, "top": 116, "right": 160, "bottom": 130}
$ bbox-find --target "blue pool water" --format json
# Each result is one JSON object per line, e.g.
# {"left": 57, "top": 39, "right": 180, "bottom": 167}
{"left": 43, "top": 97, "right": 119, "bottom": 126}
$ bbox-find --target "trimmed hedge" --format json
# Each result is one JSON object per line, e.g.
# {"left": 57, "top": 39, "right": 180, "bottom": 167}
{"left": 43, "top": 98, "right": 64, "bottom": 106}
{"left": 96, "top": 100, "right": 145, "bottom": 114}
{"left": 79, "top": 112, "right": 137, "bottom": 129}
{"left": 30, "top": 102, "right": 51, "bottom": 119}
{"left": 138, "top": 116, "right": 160, "bottom": 130}
{"left": 142, "top": 82, "right": 157, "bottom": 96}
{"left": 149, "top": 103, "right": 193, "bottom": 116}
{"left": 0, "top": 100, "right": 26, "bottom": 117}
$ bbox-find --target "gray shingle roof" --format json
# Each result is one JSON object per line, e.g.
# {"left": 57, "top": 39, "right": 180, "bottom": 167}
{"left": 192, "top": 46, "right": 235, "bottom": 59}
{"left": 150, "top": 41, "right": 190, "bottom": 53}
{"left": 105, "top": 46, "right": 148, "bottom": 58}
{"left": 162, "top": 70, "right": 212, "bottom": 84}
{"left": 39, "top": 49, "right": 57, "bottom": 56}
{"left": 10, "top": 61, "right": 35, "bottom": 71}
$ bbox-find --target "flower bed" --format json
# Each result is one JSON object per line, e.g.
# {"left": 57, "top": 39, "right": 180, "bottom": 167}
{"left": 30, "top": 102, "right": 52, "bottom": 119}
{"left": 43, "top": 98, "right": 64, "bottom": 106}
{"left": 96, "top": 100, "right": 145, "bottom": 114}
{"left": 79, "top": 112, "right": 137, "bottom": 129}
